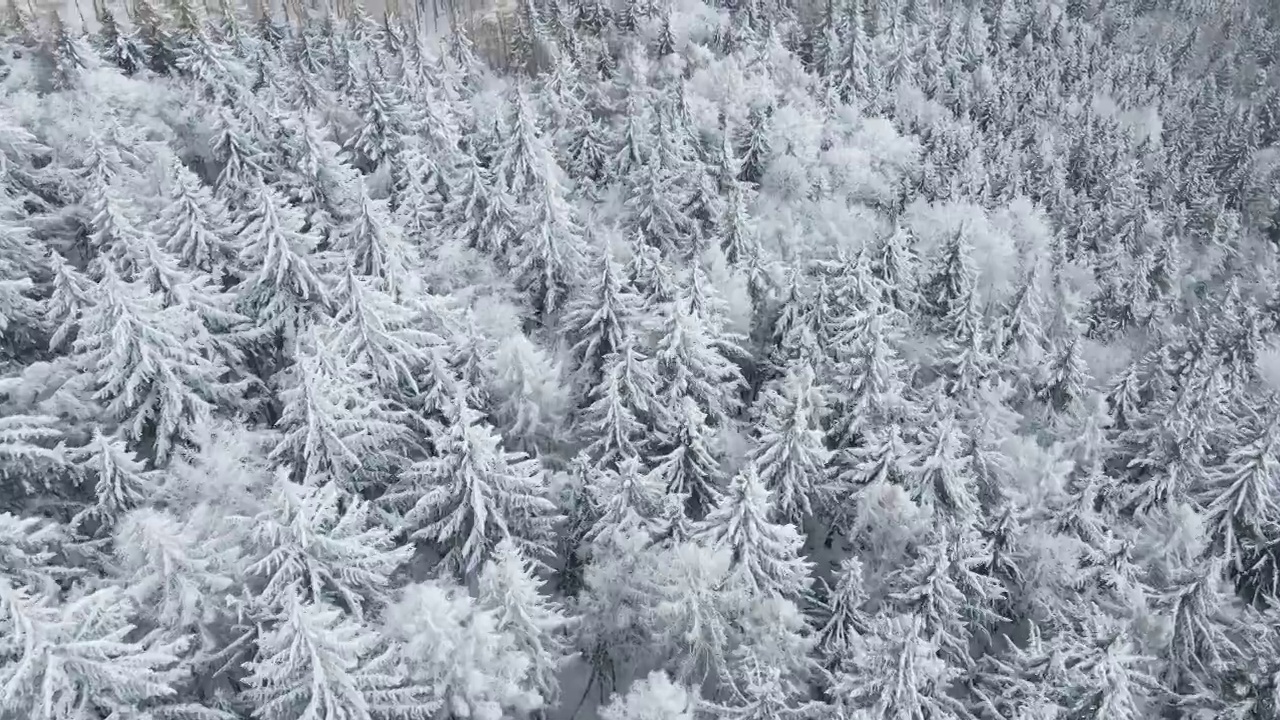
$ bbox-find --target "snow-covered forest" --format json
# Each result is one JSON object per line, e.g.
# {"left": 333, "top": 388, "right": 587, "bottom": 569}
{"left": 3, "top": 0, "right": 1280, "bottom": 717}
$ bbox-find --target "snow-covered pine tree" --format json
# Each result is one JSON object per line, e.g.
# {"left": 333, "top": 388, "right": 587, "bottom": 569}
{"left": 997, "top": 266, "right": 1047, "bottom": 371}
{"left": 332, "top": 182, "right": 422, "bottom": 301}
{"left": 768, "top": 272, "right": 823, "bottom": 374}
{"left": 1198, "top": 408, "right": 1280, "bottom": 576}
{"left": 905, "top": 395, "right": 980, "bottom": 525}
{"left": 388, "top": 394, "right": 558, "bottom": 580}
{"left": 814, "top": 556, "right": 871, "bottom": 666}
{"left": 825, "top": 306, "right": 911, "bottom": 451}
{"left": 0, "top": 583, "right": 185, "bottom": 720}
{"left": 1156, "top": 560, "right": 1249, "bottom": 702}
{"left": 94, "top": 7, "right": 148, "bottom": 76}
{"left": 585, "top": 456, "right": 668, "bottom": 547}
{"left": 625, "top": 150, "right": 695, "bottom": 258}
{"left": 269, "top": 326, "right": 410, "bottom": 490}
{"left": 440, "top": 148, "right": 521, "bottom": 258}
{"left": 829, "top": 613, "right": 967, "bottom": 720}
{"left": 272, "top": 113, "right": 360, "bottom": 243}
{"left": 235, "top": 177, "right": 333, "bottom": 352}
{"left": 627, "top": 242, "right": 681, "bottom": 309}
{"left": 243, "top": 475, "right": 411, "bottom": 619}
{"left": 327, "top": 265, "right": 441, "bottom": 402}
{"left": 112, "top": 506, "right": 235, "bottom": 648}
{"left": 0, "top": 184, "right": 42, "bottom": 358}
{"left": 1056, "top": 622, "right": 1162, "bottom": 720}
{"left": 578, "top": 331, "right": 660, "bottom": 468}
{"left": 71, "top": 261, "right": 234, "bottom": 464}
{"left": 737, "top": 103, "right": 772, "bottom": 186}
{"left": 0, "top": 512, "right": 74, "bottom": 594}
{"left": 562, "top": 238, "right": 644, "bottom": 390}
{"left": 477, "top": 539, "right": 570, "bottom": 705}
{"left": 241, "top": 588, "right": 431, "bottom": 720}
{"left": 495, "top": 96, "right": 587, "bottom": 318}
{"left": 718, "top": 176, "right": 761, "bottom": 268}
{"left": 647, "top": 396, "right": 726, "bottom": 522}
{"left": 69, "top": 428, "right": 160, "bottom": 534}
{"left": 345, "top": 65, "right": 413, "bottom": 177}
{"left": 393, "top": 137, "right": 450, "bottom": 241}
{"left": 0, "top": 412, "right": 67, "bottom": 498}
{"left": 887, "top": 526, "right": 1004, "bottom": 669}
{"left": 37, "top": 11, "right": 91, "bottom": 93}
{"left": 651, "top": 295, "right": 744, "bottom": 430}
{"left": 156, "top": 156, "right": 239, "bottom": 278}
{"left": 211, "top": 106, "right": 271, "bottom": 201}
{"left": 936, "top": 283, "right": 996, "bottom": 400}
{"left": 748, "top": 364, "right": 831, "bottom": 525}
{"left": 695, "top": 462, "right": 813, "bottom": 600}
{"left": 487, "top": 333, "right": 571, "bottom": 452}
{"left": 921, "top": 224, "right": 979, "bottom": 324}
{"left": 1038, "top": 325, "right": 1093, "bottom": 415}
{"left": 871, "top": 225, "right": 920, "bottom": 315}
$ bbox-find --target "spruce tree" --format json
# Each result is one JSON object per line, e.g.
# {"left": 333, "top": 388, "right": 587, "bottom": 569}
{"left": 0, "top": 584, "right": 185, "bottom": 720}
{"left": 440, "top": 149, "right": 520, "bottom": 257}
{"left": 327, "top": 266, "right": 439, "bottom": 401}
{"left": 579, "top": 332, "right": 660, "bottom": 469}
{"left": 826, "top": 307, "right": 911, "bottom": 449}
{"left": 652, "top": 296, "right": 744, "bottom": 430}
{"left": 241, "top": 590, "right": 428, "bottom": 720}
{"left": 1198, "top": 410, "right": 1280, "bottom": 575}
{"left": 749, "top": 364, "right": 832, "bottom": 524}
{"left": 332, "top": 182, "right": 421, "bottom": 300}
{"left": 585, "top": 456, "right": 668, "bottom": 547}
{"left": 382, "top": 580, "right": 542, "bottom": 719}
{"left": 477, "top": 539, "right": 570, "bottom": 705}
{"left": 269, "top": 328, "right": 409, "bottom": 490}
{"left": 887, "top": 527, "right": 1004, "bottom": 669}
{"left": 830, "top": 613, "right": 967, "bottom": 720}
{"left": 906, "top": 397, "right": 980, "bottom": 525}
{"left": 274, "top": 113, "right": 360, "bottom": 243}
{"left": 156, "top": 157, "right": 238, "bottom": 277}
{"left": 235, "top": 178, "right": 333, "bottom": 347}
{"left": 0, "top": 413, "right": 67, "bottom": 498}
{"left": 0, "top": 188, "right": 42, "bottom": 359}
{"left": 506, "top": 153, "right": 586, "bottom": 318}
{"left": 737, "top": 104, "right": 772, "bottom": 187}
{"left": 94, "top": 8, "right": 148, "bottom": 76}
{"left": 243, "top": 477, "right": 411, "bottom": 619}
{"left": 69, "top": 429, "right": 159, "bottom": 535}
{"left": 814, "top": 557, "right": 871, "bottom": 665}
{"left": 647, "top": 396, "right": 725, "bottom": 522}
{"left": 72, "top": 263, "right": 234, "bottom": 464}
{"left": 600, "top": 671, "right": 696, "bottom": 720}
{"left": 389, "top": 395, "right": 558, "bottom": 580}
{"left": 561, "top": 239, "right": 644, "bottom": 390}
{"left": 345, "top": 66, "right": 413, "bottom": 176}
{"left": 695, "top": 462, "right": 813, "bottom": 600}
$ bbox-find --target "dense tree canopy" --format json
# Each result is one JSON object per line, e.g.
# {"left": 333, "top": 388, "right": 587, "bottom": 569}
{"left": 3, "top": 0, "right": 1280, "bottom": 718}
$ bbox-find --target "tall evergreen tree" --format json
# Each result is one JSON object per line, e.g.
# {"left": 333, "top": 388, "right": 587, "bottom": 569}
{"left": 388, "top": 395, "right": 558, "bottom": 580}
{"left": 235, "top": 179, "right": 333, "bottom": 349}
{"left": 244, "top": 477, "right": 411, "bottom": 619}
{"left": 72, "top": 263, "right": 234, "bottom": 463}
{"left": 269, "top": 328, "right": 409, "bottom": 490}
{"left": 749, "top": 364, "right": 832, "bottom": 524}
{"left": 695, "top": 462, "right": 813, "bottom": 600}
{"left": 477, "top": 539, "right": 570, "bottom": 705}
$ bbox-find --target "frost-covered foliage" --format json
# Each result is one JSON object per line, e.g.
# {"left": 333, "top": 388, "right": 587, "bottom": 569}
{"left": 4, "top": 0, "right": 1280, "bottom": 717}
